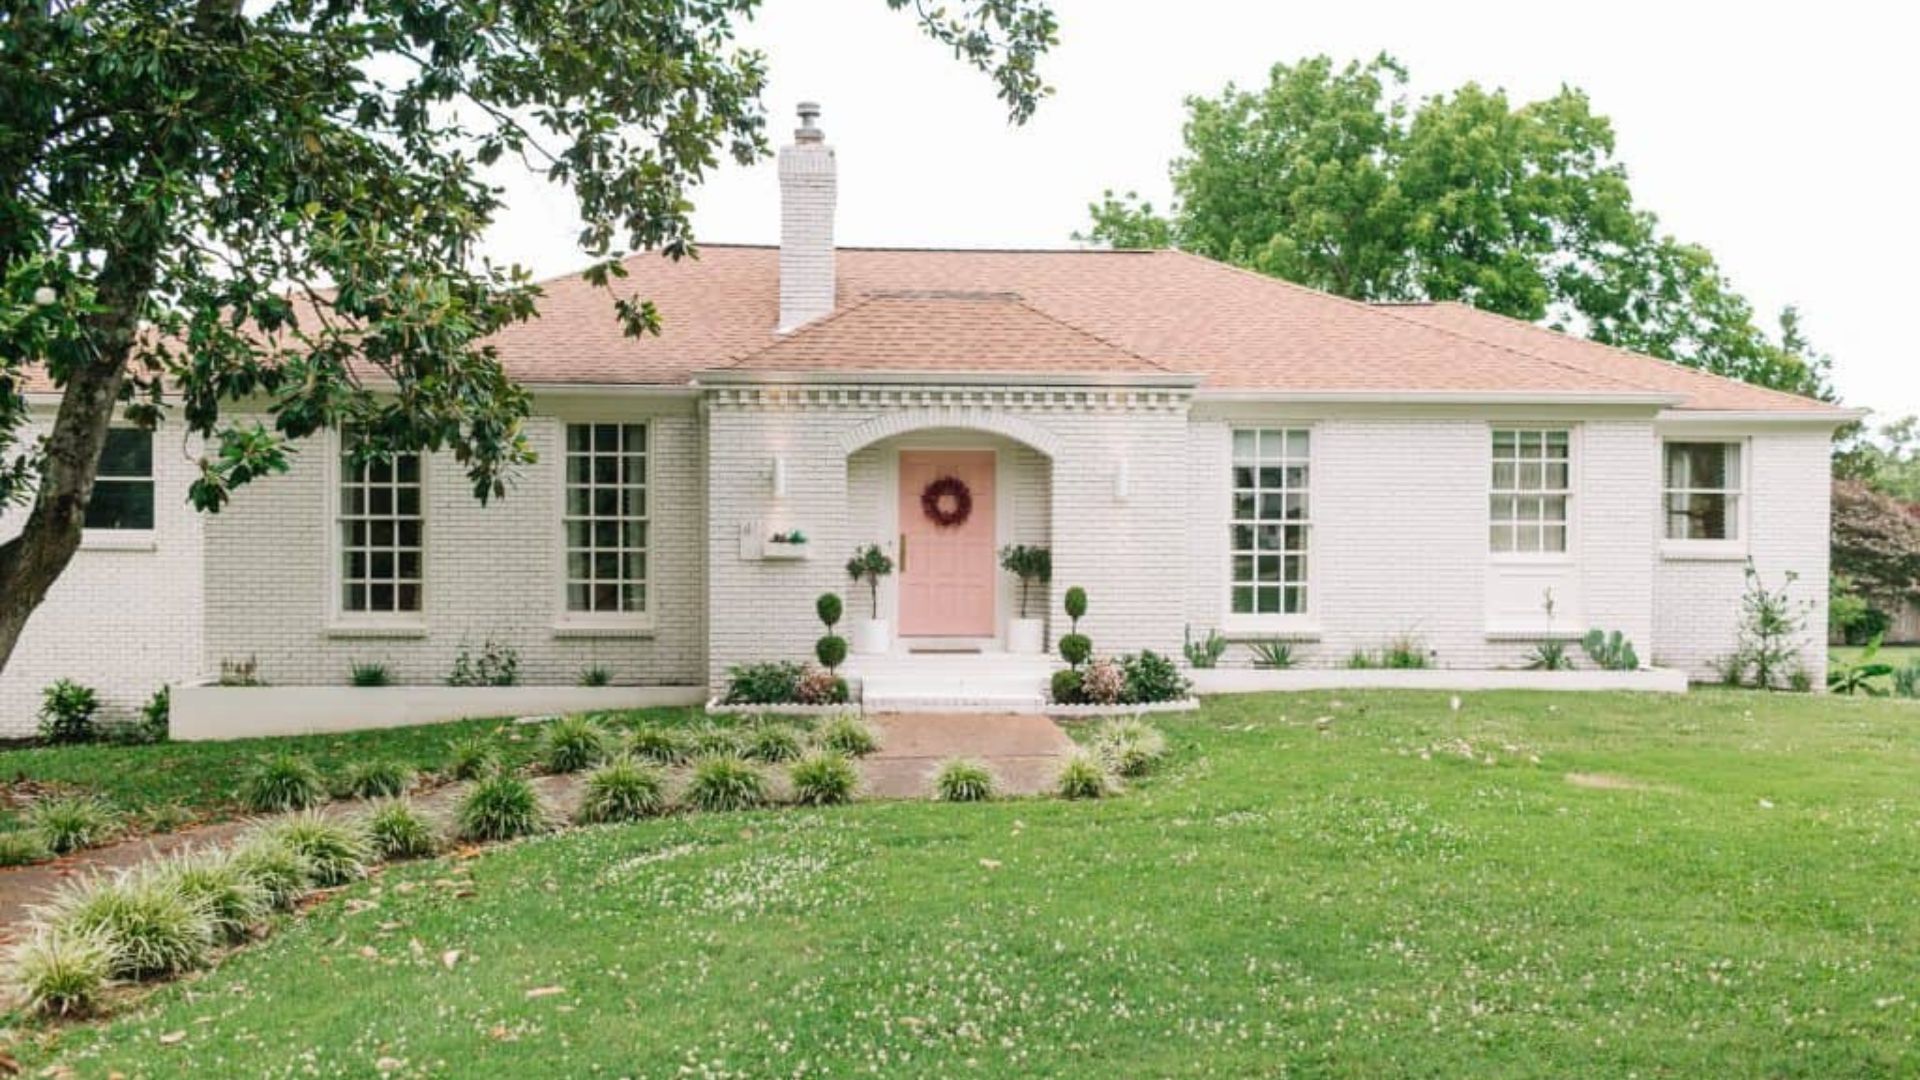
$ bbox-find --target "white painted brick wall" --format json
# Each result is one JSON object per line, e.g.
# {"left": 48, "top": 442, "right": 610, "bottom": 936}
{"left": 0, "top": 413, "right": 203, "bottom": 735}
{"left": 202, "top": 408, "right": 706, "bottom": 689}
{"left": 777, "top": 139, "right": 836, "bottom": 332}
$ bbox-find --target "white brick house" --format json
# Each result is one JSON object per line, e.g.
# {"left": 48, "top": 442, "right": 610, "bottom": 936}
{"left": 1, "top": 106, "right": 1855, "bottom": 733}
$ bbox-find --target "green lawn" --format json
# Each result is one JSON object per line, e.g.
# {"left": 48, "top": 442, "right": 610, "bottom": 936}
{"left": 12, "top": 690, "right": 1920, "bottom": 1076}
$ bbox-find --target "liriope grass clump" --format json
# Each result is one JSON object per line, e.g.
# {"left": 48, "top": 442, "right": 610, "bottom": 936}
{"left": 683, "top": 756, "right": 768, "bottom": 813}
{"left": 159, "top": 849, "right": 270, "bottom": 944}
{"left": 455, "top": 773, "right": 548, "bottom": 842}
{"left": 46, "top": 871, "right": 214, "bottom": 979}
{"left": 257, "top": 813, "right": 373, "bottom": 887}
{"left": 539, "top": 715, "right": 609, "bottom": 774}
{"left": 624, "top": 726, "right": 690, "bottom": 766}
{"left": 0, "top": 829, "right": 53, "bottom": 866}
{"left": 229, "top": 837, "right": 314, "bottom": 911}
{"left": 814, "top": 714, "right": 880, "bottom": 757}
{"left": 1092, "top": 716, "right": 1168, "bottom": 778}
{"left": 931, "top": 759, "right": 996, "bottom": 803}
{"left": 240, "top": 753, "right": 328, "bottom": 813}
{"left": 688, "top": 726, "right": 741, "bottom": 761}
{"left": 8, "top": 927, "right": 116, "bottom": 1017}
{"left": 444, "top": 735, "right": 501, "bottom": 781}
{"left": 363, "top": 799, "right": 440, "bottom": 860}
{"left": 741, "top": 723, "right": 805, "bottom": 764}
{"left": 1055, "top": 749, "right": 1113, "bottom": 800}
{"left": 339, "top": 760, "right": 413, "bottom": 800}
{"left": 26, "top": 796, "right": 118, "bottom": 855}
{"left": 575, "top": 757, "right": 670, "bottom": 824}
{"left": 788, "top": 751, "right": 859, "bottom": 806}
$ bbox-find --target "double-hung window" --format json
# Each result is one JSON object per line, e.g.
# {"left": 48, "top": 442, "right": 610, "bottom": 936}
{"left": 1230, "top": 427, "right": 1310, "bottom": 617}
{"left": 1490, "top": 429, "right": 1570, "bottom": 554}
{"left": 338, "top": 443, "right": 423, "bottom": 615}
{"left": 85, "top": 429, "right": 155, "bottom": 531}
{"left": 1664, "top": 441, "right": 1742, "bottom": 542}
{"left": 563, "top": 423, "right": 648, "bottom": 616}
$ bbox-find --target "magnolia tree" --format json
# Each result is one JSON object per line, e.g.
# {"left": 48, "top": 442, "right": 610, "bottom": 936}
{"left": 0, "top": 0, "right": 1056, "bottom": 674}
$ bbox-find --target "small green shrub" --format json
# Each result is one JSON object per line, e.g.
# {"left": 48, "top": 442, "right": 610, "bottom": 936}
{"left": 741, "top": 723, "right": 805, "bottom": 764}
{"left": 1382, "top": 635, "right": 1429, "bottom": 669}
{"left": 340, "top": 759, "right": 413, "bottom": 800}
{"left": 229, "top": 837, "right": 315, "bottom": 911}
{"left": 932, "top": 759, "right": 996, "bottom": 802}
{"left": 575, "top": 757, "right": 670, "bottom": 824}
{"left": 815, "top": 634, "right": 849, "bottom": 672}
{"left": 1055, "top": 750, "right": 1113, "bottom": 800}
{"left": 816, "top": 592, "right": 844, "bottom": 630}
{"left": 8, "top": 927, "right": 117, "bottom": 1016}
{"left": 814, "top": 714, "right": 880, "bottom": 757}
{"left": 455, "top": 774, "right": 547, "bottom": 842}
{"left": 49, "top": 871, "right": 215, "bottom": 979}
{"left": 1081, "top": 658, "right": 1125, "bottom": 705}
{"left": 37, "top": 679, "right": 100, "bottom": 745}
{"left": 789, "top": 751, "right": 860, "bottom": 806}
{"left": 724, "top": 661, "right": 806, "bottom": 705}
{"left": 445, "top": 735, "right": 501, "bottom": 780}
{"left": 1346, "top": 649, "right": 1377, "bottom": 670}
{"left": 1894, "top": 662, "right": 1920, "bottom": 698}
{"left": 261, "top": 813, "right": 374, "bottom": 886}
{"left": 1050, "top": 668, "right": 1085, "bottom": 704}
{"left": 540, "top": 715, "right": 609, "bottom": 774}
{"left": 160, "top": 849, "right": 270, "bottom": 944}
{"left": 1058, "top": 633, "right": 1093, "bottom": 668}
{"left": 349, "top": 660, "right": 392, "bottom": 687}
{"left": 26, "top": 796, "right": 118, "bottom": 855}
{"left": 1581, "top": 629, "right": 1640, "bottom": 671}
{"left": 0, "top": 829, "right": 52, "bottom": 866}
{"left": 1064, "top": 585, "right": 1088, "bottom": 627}
{"left": 684, "top": 756, "right": 768, "bottom": 812}
{"left": 1182, "top": 625, "right": 1227, "bottom": 669}
{"left": 241, "top": 753, "right": 329, "bottom": 813}
{"left": 1094, "top": 717, "right": 1167, "bottom": 777}
{"left": 1122, "top": 650, "right": 1189, "bottom": 703}
{"left": 218, "top": 655, "right": 264, "bottom": 686}
{"left": 624, "top": 725, "right": 691, "bottom": 765}
{"left": 446, "top": 637, "right": 519, "bottom": 687}
{"left": 577, "top": 664, "right": 614, "bottom": 687}
{"left": 136, "top": 685, "right": 171, "bottom": 743}
{"left": 1246, "top": 640, "right": 1294, "bottom": 669}
{"left": 688, "top": 726, "right": 741, "bottom": 760}
{"left": 1828, "top": 637, "right": 1893, "bottom": 695}
{"left": 362, "top": 799, "right": 440, "bottom": 860}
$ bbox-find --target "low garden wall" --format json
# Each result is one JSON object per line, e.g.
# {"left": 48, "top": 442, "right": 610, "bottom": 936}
{"left": 1188, "top": 668, "right": 1689, "bottom": 695}
{"left": 170, "top": 684, "right": 707, "bottom": 741}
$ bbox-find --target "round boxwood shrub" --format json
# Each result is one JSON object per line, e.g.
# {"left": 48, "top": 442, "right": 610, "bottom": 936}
{"left": 340, "top": 759, "right": 413, "bottom": 800}
{"left": 683, "top": 756, "right": 768, "bottom": 813}
{"left": 1064, "top": 586, "right": 1087, "bottom": 626}
{"left": 261, "top": 812, "right": 374, "bottom": 887}
{"left": 1058, "top": 633, "right": 1092, "bottom": 669}
{"left": 741, "top": 723, "right": 804, "bottom": 764}
{"left": 240, "top": 753, "right": 328, "bottom": 813}
{"left": 815, "top": 634, "right": 849, "bottom": 672}
{"left": 1050, "top": 668, "right": 1084, "bottom": 705}
{"left": 931, "top": 759, "right": 996, "bottom": 802}
{"left": 814, "top": 714, "right": 880, "bottom": 757}
{"left": 575, "top": 757, "right": 670, "bottom": 824}
{"left": 455, "top": 773, "right": 548, "bottom": 843}
{"left": 362, "top": 798, "right": 440, "bottom": 860}
{"left": 9, "top": 926, "right": 115, "bottom": 1017}
{"left": 789, "top": 751, "right": 860, "bottom": 806}
{"left": 539, "top": 715, "right": 609, "bottom": 774}
{"left": 50, "top": 871, "right": 215, "bottom": 979}
{"left": 25, "top": 796, "right": 118, "bottom": 855}
{"left": 625, "top": 726, "right": 691, "bottom": 765}
{"left": 816, "top": 592, "right": 843, "bottom": 629}
{"left": 1054, "top": 750, "right": 1113, "bottom": 800}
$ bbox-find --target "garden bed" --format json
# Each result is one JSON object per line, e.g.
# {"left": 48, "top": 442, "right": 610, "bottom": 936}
{"left": 703, "top": 698, "right": 859, "bottom": 718}
{"left": 171, "top": 684, "right": 706, "bottom": 741}
{"left": 1045, "top": 697, "right": 1201, "bottom": 718}
{"left": 1188, "top": 667, "right": 1688, "bottom": 695}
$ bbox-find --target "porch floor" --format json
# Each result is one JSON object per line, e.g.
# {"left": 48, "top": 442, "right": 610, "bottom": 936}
{"left": 861, "top": 712, "right": 1076, "bottom": 798}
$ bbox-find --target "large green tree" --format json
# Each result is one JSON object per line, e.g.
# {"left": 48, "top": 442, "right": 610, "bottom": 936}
{"left": 0, "top": 0, "right": 1056, "bottom": 675}
{"left": 1080, "top": 54, "right": 1831, "bottom": 399}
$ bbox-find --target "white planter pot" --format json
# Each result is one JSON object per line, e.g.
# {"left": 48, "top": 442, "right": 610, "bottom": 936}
{"left": 852, "top": 619, "right": 891, "bottom": 655}
{"left": 1006, "top": 617, "right": 1045, "bottom": 655}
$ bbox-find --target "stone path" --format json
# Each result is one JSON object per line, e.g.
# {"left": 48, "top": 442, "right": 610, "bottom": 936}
{"left": 0, "top": 713, "right": 1072, "bottom": 936}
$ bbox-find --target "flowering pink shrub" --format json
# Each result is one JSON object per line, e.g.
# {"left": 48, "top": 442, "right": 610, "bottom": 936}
{"left": 795, "top": 665, "right": 847, "bottom": 705}
{"left": 1081, "top": 658, "right": 1125, "bottom": 705}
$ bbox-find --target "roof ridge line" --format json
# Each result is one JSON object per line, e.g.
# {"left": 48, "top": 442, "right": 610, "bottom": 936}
{"left": 718, "top": 293, "right": 884, "bottom": 368}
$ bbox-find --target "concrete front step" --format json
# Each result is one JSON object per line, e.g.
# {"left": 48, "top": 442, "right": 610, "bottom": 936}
{"left": 850, "top": 652, "right": 1056, "bottom": 714}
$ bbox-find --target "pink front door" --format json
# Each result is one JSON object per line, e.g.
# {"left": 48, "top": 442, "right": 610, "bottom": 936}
{"left": 898, "top": 450, "right": 997, "bottom": 637}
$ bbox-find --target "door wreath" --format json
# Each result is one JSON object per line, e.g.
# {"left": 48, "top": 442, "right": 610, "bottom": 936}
{"left": 919, "top": 475, "right": 973, "bottom": 529}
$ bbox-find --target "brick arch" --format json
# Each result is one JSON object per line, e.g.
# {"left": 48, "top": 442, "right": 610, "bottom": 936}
{"left": 836, "top": 408, "right": 1062, "bottom": 459}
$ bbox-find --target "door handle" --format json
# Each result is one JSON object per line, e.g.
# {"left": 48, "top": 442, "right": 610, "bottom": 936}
{"left": 898, "top": 534, "right": 907, "bottom": 574}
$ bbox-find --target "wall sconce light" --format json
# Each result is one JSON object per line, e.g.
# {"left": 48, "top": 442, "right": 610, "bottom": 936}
{"left": 771, "top": 455, "right": 788, "bottom": 498}
{"left": 1114, "top": 458, "right": 1131, "bottom": 502}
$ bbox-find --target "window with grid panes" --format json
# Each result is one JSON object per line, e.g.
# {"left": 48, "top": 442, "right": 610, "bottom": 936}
{"left": 339, "top": 445, "right": 423, "bottom": 613}
{"left": 1489, "top": 429, "right": 1570, "bottom": 554}
{"left": 1230, "top": 428, "right": 1310, "bottom": 615}
{"left": 563, "top": 423, "right": 647, "bottom": 614}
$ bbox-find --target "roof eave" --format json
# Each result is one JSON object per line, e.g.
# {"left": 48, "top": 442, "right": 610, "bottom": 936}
{"left": 1193, "top": 389, "right": 1687, "bottom": 407}
{"left": 1657, "top": 407, "right": 1866, "bottom": 427}
{"left": 692, "top": 368, "right": 1200, "bottom": 389}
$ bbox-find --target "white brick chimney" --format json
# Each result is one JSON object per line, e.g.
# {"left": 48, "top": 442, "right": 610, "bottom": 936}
{"left": 777, "top": 101, "right": 837, "bottom": 332}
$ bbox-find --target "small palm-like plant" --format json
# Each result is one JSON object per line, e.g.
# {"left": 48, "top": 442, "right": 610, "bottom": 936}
{"left": 575, "top": 757, "right": 670, "bottom": 824}
{"left": 688, "top": 726, "right": 741, "bottom": 760}
{"left": 624, "top": 726, "right": 691, "bottom": 765}
{"left": 814, "top": 714, "right": 880, "bottom": 757}
{"left": 160, "top": 849, "right": 271, "bottom": 944}
{"left": 47, "top": 871, "right": 215, "bottom": 979}
{"left": 577, "top": 664, "right": 613, "bottom": 687}
{"left": 240, "top": 753, "right": 328, "bottom": 813}
{"left": 348, "top": 660, "right": 392, "bottom": 687}
{"left": 540, "top": 715, "right": 609, "bottom": 773}
{"left": 455, "top": 773, "right": 548, "bottom": 842}
{"left": 932, "top": 759, "right": 996, "bottom": 803}
{"left": 8, "top": 927, "right": 116, "bottom": 1016}
{"left": 1054, "top": 750, "right": 1113, "bottom": 800}
{"left": 789, "top": 751, "right": 860, "bottom": 806}
{"left": 260, "top": 813, "right": 374, "bottom": 887}
{"left": 340, "top": 759, "right": 414, "bottom": 800}
{"left": 362, "top": 798, "right": 440, "bottom": 860}
{"left": 741, "top": 723, "right": 804, "bottom": 764}
{"left": 229, "top": 837, "right": 315, "bottom": 911}
{"left": 1093, "top": 717, "right": 1168, "bottom": 778}
{"left": 445, "top": 735, "right": 502, "bottom": 780}
{"left": 683, "top": 756, "right": 768, "bottom": 812}
{"left": 0, "top": 829, "right": 52, "bottom": 867}
{"left": 26, "top": 795, "right": 118, "bottom": 854}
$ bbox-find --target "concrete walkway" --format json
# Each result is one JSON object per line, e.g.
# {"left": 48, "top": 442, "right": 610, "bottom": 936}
{"left": 0, "top": 713, "right": 1072, "bottom": 935}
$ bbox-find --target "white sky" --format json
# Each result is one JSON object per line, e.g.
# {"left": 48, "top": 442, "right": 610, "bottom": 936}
{"left": 483, "top": 0, "right": 1918, "bottom": 420}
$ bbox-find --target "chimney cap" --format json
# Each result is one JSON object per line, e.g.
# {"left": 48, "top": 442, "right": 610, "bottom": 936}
{"left": 794, "top": 101, "right": 823, "bottom": 143}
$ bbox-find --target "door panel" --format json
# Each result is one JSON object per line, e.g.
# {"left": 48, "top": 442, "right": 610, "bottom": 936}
{"left": 898, "top": 451, "right": 996, "bottom": 637}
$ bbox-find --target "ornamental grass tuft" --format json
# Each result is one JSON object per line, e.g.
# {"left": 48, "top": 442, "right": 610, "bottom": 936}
{"left": 444, "top": 735, "right": 501, "bottom": 781}
{"left": 813, "top": 714, "right": 881, "bottom": 757}
{"left": 8, "top": 926, "right": 116, "bottom": 1017}
{"left": 46, "top": 870, "right": 214, "bottom": 980}
{"left": 624, "top": 725, "right": 691, "bottom": 765}
{"left": 339, "top": 759, "right": 413, "bottom": 800}
{"left": 362, "top": 798, "right": 441, "bottom": 860}
{"left": 455, "top": 773, "right": 548, "bottom": 842}
{"left": 683, "top": 756, "right": 768, "bottom": 813}
{"left": 26, "top": 795, "right": 118, "bottom": 855}
{"left": 540, "top": 715, "right": 610, "bottom": 774}
{"left": 0, "top": 829, "right": 53, "bottom": 867}
{"left": 575, "top": 757, "right": 670, "bottom": 824}
{"left": 1093, "top": 716, "right": 1168, "bottom": 777}
{"left": 1054, "top": 749, "right": 1113, "bottom": 800}
{"left": 228, "top": 837, "right": 315, "bottom": 911}
{"left": 257, "top": 813, "right": 374, "bottom": 887}
{"left": 931, "top": 759, "right": 996, "bottom": 803}
{"left": 788, "top": 751, "right": 860, "bottom": 806}
{"left": 240, "top": 753, "right": 328, "bottom": 813}
{"left": 688, "top": 726, "right": 742, "bottom": 760}
{"left": 159, "top": 849, "right": 271, "bottom": 944}
{"left": 740, "top": 723, "right": 805, "bottom": 764}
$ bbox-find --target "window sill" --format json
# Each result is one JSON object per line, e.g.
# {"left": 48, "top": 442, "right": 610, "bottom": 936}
{"left": 1222, "top": 618, "right": 1320, "bottom": 641}
{"left": 1484, "top": 626, "right": 1585, "bottom": 642}
{"left": 1487, "top": 554, "right": 1575, "bottom": 566}
{"left": 551, "top": 619, "right": 655, "bottom": 640}
{"left": 325, "top": 620, "right": 429, "bottom": 640}
{"left": 80, "top": 530, "right": 156, "bottom": 552}
{"left": 1660, "top": 542, "right": 1747, "bottom": 562}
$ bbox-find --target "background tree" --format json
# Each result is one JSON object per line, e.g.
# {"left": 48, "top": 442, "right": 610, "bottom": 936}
{"left": 0, "top": 0, "right": 1057, "bottom": 675}
{"left": 1079, "top": 53, "right": 1831, "bottom": 399}
{"left": 1830, "top": 478, "right": 1920, "bottom": 641}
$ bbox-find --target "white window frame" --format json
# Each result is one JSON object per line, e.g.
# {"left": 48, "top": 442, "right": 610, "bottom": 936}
{"left": 553, "top": 420, "right": 654, "bottom": 634}
{"left": 1488, "top": 426, "right": 1576, "bottom": 563}
{"left": 327, "top": 431, "right": 427, "bottom": 632}
{"left": 1223, "top": 424, "right": 1316, "bottom": 633}
{"left": 80, "top": 425, "right": 158, "bottom": 550}
{"left": 1660, "top": 438, "right": 1749, "bottom": 560}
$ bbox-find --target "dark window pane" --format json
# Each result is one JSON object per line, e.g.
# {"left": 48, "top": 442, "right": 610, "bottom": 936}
{"left": 397, "top": 583, "right": 421, "bottom": 612}
{"left": 567, "top": 583, "right": 589, "bottom": 611}
{"left": 396, "top": 454, "right": 420, "bottom": 484}
{"left": 396, "top": 487, "right": 419, "bottom": 516}
{"left": 98, "top": 429, "right": 152, "bottom": 477}
{"left": 370, "top": 583, "right": 394, "bottom": 611}
{"left": 593, "top": 582, "right": 618, "bottom": 611}
{"left": 593, "top": 424, "right": 618, "bottom": 452}
{"left": 397, "top": 520, "right": 422, "bottom": 548}
{"left": 1232, "top": 586, "right": 1254, "bottom": 614}
{"left": 345, "top": 583, "right": 367, "bottom": 611}
{"left": 1257, "top": 587, "right": 1280, "bottom": 614}
{"left": 567, "top": 425, "right": 590, "bottom": 453}
{"left": 566, "top": 521, "right": 592, "bottom": 549}
{"left": 567, "top": 456, "right": 591, "bottom": 484}
{"left": 84, "top": 479, "right": 154, "bottom": 530}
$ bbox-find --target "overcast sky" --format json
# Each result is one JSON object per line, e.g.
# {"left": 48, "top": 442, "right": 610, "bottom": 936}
{"left": 483, "top": 0, "right": 1917, "bottom": 420}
